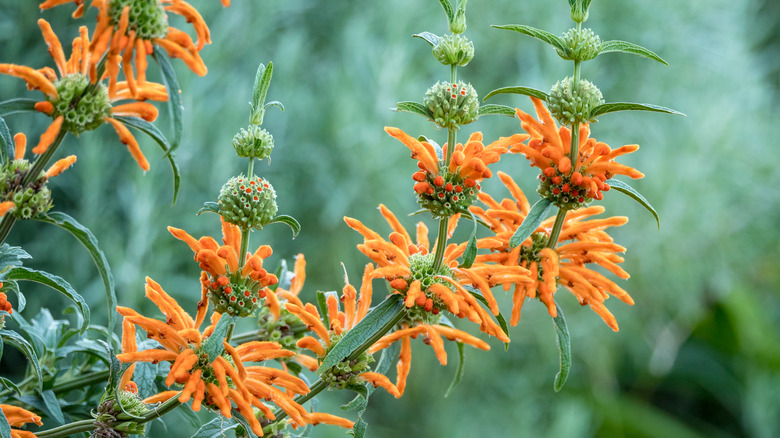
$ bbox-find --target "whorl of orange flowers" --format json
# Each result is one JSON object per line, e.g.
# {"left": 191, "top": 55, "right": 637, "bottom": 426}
{"left": 471, "top": 171, "right": 634, "bottom": 330}
{"left": 1, "top": 403, "right": 43, "bottom": 438}
{"left": 513, "top": 97, "right": 643, "bottom": 204}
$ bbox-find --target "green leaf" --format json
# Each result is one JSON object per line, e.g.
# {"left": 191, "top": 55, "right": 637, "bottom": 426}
{"left": 483, "top": 86, "right": 549, "bottom": 102}
{"left": 459, "top": 213, "right": 478, "bottom": 269}
{"left": 36, "top": 212, "right": 116, "bottom": 335}
{"left": 40, "top": 389, "right": 65, "bottom": 424}
{"left": 443, "top": 342, "right": 465, "bottom": 397}
{"left": 375, "top": 339, "right": 401, "bottom": 376}
{"left": 1, "top": 267, "right": 89, "bottom": 332}
{"left": 0, "top": 98, "right": 38, "bottom": 118}
{"left": 492, "top": 24, "right": 566, "bottom": 52}
{"left": 268, "top": 214, "right": 301, "bottom": 239}
{"left": 509, "top": 198, "right": 554, "bottom": 248}
{"left": 230, "top": 410, "right": 258, "bottom": 438}
{"left": 552, "top": 302, "right": 571, "bottom": 392}
{"left": 590, "top": 102, "right": 684, "bottom": 119}
{"left": 1, "top": 281, "right": 24, "bottom": 312}
{"left": 318, "top": 295, "right": 403, "bottom": 374}
{"left": 263, "top": 100, "right": 284, "bottom": 112}
{"left": 153, "top": 47, "right": 183, "bottom": 151}
{"left": 250, "top": 62, "right": 274, "bottom": 125}
{"left": 112, "top": 115, "right": 180, "bottom": 204}
{"left": 605, "top": 178, "right": 660, "bottom": 229}
{"left": 413, "top": 32, "right": 439, "bottom": 47}
{"left": 0, "top": 330, "right": 43, "bottom": 390}
{"left": 0, "top": 244, "right": 31, "bottom": 270}
{"left": 341, "top": 383, "right": 369, "bottom": 412}
{"left": 393, "top": 101, "right": 432, "bottom": 119}
{"left": 0, "top": 116, "right": 12, "bottom": 164}
{"left": 202, "top": 313, "right": 234, "bottom": 362}
{"left": 0, "top": 376, "right": 20, "bottom": 396}
{"left": 197, "top": 201, "right": 220, "bottom": 216}
{"left": 191, "top": 417, "right": 240, "bottom": 438}
{"left": 477, "top": 104, "right": 517, "bottom": 117}
{"left": 134, "top": 362, "right": 158, "bottom": 399}
{"left": 316, "top": 290, "right": 331, "bottom": 328}
{"left": 599, "top": 40, "right": 669, "bottom": 66}
{"left": 437, "top": 0, "right": 454, "bottom": 23}
{"left": 0, "top": 406, "right": 11, "bottom": 438}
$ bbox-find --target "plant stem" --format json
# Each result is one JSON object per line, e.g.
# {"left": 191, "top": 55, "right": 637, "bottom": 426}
{"left": 545, "top": 208, "right": 568, "bottom": 249}
{"left": 225, "top": 321, "right": 236, "bottom": 344}
{"left": 247, "top": 157, "right": 255, "bottom": 178}
{"left": 431, "top": 217, "right": 449, "bottom": 271}
{"left": 52, "top": 370, "right": 110, "bottom": 395}
{"left": 237, "top": 227, "right": 251, "bottom": 272}
{"left": 36, "top": 419, "right": 96, "bottom": 437}
{"left": 0, "top": 215, "right": 16, "bottom": 245}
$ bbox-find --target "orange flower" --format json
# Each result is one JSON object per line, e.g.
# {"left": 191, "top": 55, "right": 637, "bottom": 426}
{"left": 0, "top": 20, "right": 167, "bottom": 171}
{"left": 168, "top": 217, "right": 279, "bottom": 317}
{"left": 513, "top": 97, "right": 643, "bottom": 208}
{"left": 345, "top": 204, "right": 530, "bottom": 341}
{"left": 286, "top": 263, "right": 400, "bottom": 401}
{"left": 117, "top": 277, "right": 310, "bottom": 435}
{"left": 39, "top": 0, "right": 87, "bottom": 17}
{"left": 1, "top": 403, "right": 42, "bottom": 438}
{"left": 470, "top": 171, "right": 634, "bottom": 330}
{"left": 385, "top": 127, "right": 528, "bottom": 217}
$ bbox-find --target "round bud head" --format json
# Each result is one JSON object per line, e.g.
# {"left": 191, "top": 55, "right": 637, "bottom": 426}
{"left": 0, "top": 160, "right": 52, "bottom": 219}
{"left": 218, "top": 175, "right": 278, "bottom": 230}
{"left": 108, "top": 0, "right": 169, "bottom": 40}
{"left": 547, "top": 77, "right": 604, "bottom": 125}
{"left": 50, "top": 74, "right": 112, "bottom": 136}
{"left": 556, "top": 28, "right": 602, "bottom": 62}
{"left": 321, "top": 333, "right": 375, "bottom": 390}
{"left": 424, "top": 81, "right": 479, "bottom": 130}
{"left": 413, "top": 169, "right": 481, "bottom": 219}
{"left": 433, "top": 33, "right": 475, "bottom": 66}
{"left": 206, "top": 275, "right": 267, "bottom": 318}
{"left": 232, "top": 125, "right": 274, "bottom": 160}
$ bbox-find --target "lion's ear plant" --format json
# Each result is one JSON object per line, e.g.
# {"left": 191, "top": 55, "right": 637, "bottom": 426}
{"left": 0, "top": 0, "right": 682, "bottom": 436}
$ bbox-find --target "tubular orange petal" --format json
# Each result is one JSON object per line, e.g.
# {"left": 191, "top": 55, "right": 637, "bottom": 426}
{"left": 104, "top": 117, "right": 149, "bottom": 171}
{"left": 31, "top": 116, "right": 63, "bottom": 155}
{"left": 45, "top": 155, "right": 77, "bottom": 178}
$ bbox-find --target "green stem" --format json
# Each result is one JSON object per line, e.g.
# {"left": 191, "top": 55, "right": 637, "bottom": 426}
{"left": 52, "top": 370, "right": 110, "bottom": 395}
{"left": 237, "top": 227, "right": 250, "bottom": 271}
{"left": 545, "top": 208, "right": 568, "bottom": 249}
{"left": 0, "top": 215, "right": 16, "bottom": 246}
{"left": 135, "top": 391, "right": 183, "bottom": 422}
{"left": 225, "top": 321, "right": 236, "bottom": 344}
{"left": 36, "top": 419, "right": 96, "bottom": 437}
{"left": 247, "top": 157, "right": 255, "bottom": 178}
{"left": 431, "top": 217, "right": 449, "bottom": 271}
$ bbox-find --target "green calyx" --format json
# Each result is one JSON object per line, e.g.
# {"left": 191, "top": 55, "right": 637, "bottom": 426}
{"left": 321, "top": 333, "right": 374, "bottom": 390}
{"left": 401, "top": 253, "right": 451, "bottom": 324}
{"left": 518, "top": 232, "right": 549, "bottom": 280}
{"left": 547, "top": 76, "right": 604, "bottom": 125}
{"left": 556, "top": 28, "right": 601, "bottom": 62}
{"left": 256, "top": 305, "right": 307, "bottom": 351}
{"left": 50, "top": 74, "right": 112, "bottom": 136}
{"left": 232, "top": 125, "right": 274, "bottom": 160}
{"left": 93, "top": 394, "right": 148, "bottom": 437}
{"left": 206, "top": 273, "right": 268, "bottom": 318}
{"left": 414, "top": 169, "right": 481, "bottom": 219}
{"left": 218, "top": 174, "right": 278, "bottom": 231}
{"left": 108, "top": 0, "right": 168, "bottom": 40}
{"left": 0, "top": 160, "right": 52, "bottom": 219}
{"left": 433, "top": 33, "right": 474, "bottom": 66}
{"left": 424, "top": 81, "right": 479, "bottom": 129}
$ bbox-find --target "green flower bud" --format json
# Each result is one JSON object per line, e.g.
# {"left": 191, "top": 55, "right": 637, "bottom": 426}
{"left": 424, "top": 81, "right": 479, "bottom": 130}
{"left": 546, "top": 77, "right": 604, "bottom": 125}
{"left": 108, "top": 0, "right": 168, "bottom": 40}
{"left": 432, "top": 33, "right": 474, "bottom": 66}
{"left": 571, "top": 2, "right": 590, "bottom": 23}
{"left": 232, "top": 125, "right": 274, "bottom": 160}
{"left": 257, "top": 305, "right": 306, "bottom": 351}
{"left": 449, "top": 0, "right": 468, "bottom": 34}
{"left": 218, "top": 175, "right": 278, "bottom": 230}
{"left": 320, "top": 334, "right": 375, "bottom": 390}
{"left": 556, "top": 28, "right": 601, "bottom": 62}
{"left": 0, "top": 160, "right": 52, "bottom": 219}
{"left": 207, "top": 274, "right": 267, "bottom": 318}
{"left": 50, "top": 74, "right": 111, "bottom": 136}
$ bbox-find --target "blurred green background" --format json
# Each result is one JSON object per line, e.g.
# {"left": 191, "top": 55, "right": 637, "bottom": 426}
{"left": 1, "top": 0, "right": 779, "bottom": 436}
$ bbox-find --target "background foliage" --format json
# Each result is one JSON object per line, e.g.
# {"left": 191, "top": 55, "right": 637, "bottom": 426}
{"left": 1, "top": 0, "right": 778, "bottom": 436}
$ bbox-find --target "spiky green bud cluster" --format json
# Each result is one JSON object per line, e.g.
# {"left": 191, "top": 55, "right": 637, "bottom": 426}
{"left": 537, "top": 166, "right": 592, "bottom": 210}
{"left": 424, "top": 81, "right": 479, "bottom": 129}
{"left": 413, "top": 169, "right": 481, "bottom": 219}
{"left": 321, "top": 334, "right": 374, "bottom": 390}
{"left": 232, "top": 125, "right": 274, "bottom": 160}
{"left": 108, "top": 0, "right": 168, "bottom": 40}
{"left": 92, "top": 393, "right": 148, "bottom": 437}
{"left": 547, "top": 77, "right": 604, "bottom": 125}
{"left": 556, "top": 28, "right": 601, "bottom": 62}
{"left": 400, "top": 252, "right": 453, "bottom": 325}
{"left": 218, "top": 175, "right": 277, "bottom": 230}
{"left": 518, "top": 232, "right": 550, "bottom": 280}
{"left": 256, "top": 305, "right": 307, "bottom": 351}
{"left": 49, "top": 74, "right": 111, "bottom": 136}
{"left": 0, "top": 160, "right": 52, "bottom": 219}
{"left": 433, "top": 34, "right": 474, "bottom": 66}
{"left": 206, "top": 274, "right": 267, "bottom": 318}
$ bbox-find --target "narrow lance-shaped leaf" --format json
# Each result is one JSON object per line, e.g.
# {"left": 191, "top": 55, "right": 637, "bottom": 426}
{"left": 394, "top": 102, "right": 432, "bottom": 119}
{"left": 413, "top": 32, "right": 439, "bottom": 47}
{"left": 0, "top": 330, "right": 43, "bottom": 391}
{"left": 2, "top": 282, "right": 24, "bottom": 312}
{"left": 443, "top": 341, "right": 465, "bottom": 397}
{"left": 590, "top": 102, "right": 685, "bottom": 119}
{"left": 0, "top": 116, "right": 12, "bottom": 164}
{"left": 40, "top": 389, "right": 65, "bottom": 424}
{"left": 0, "top": 377, "right": 20, "bottom": 396}
{"left": 0, "top": 244, "right": 31, "bottom": 272}
{"left": 318, "top": 295, "right": 403, "bottom": 374}
{"left": 197, "top": 201, "right": 220, "bottom": 216}
{"left": 483, "top": 86, "right": 549, "bottom": 102}
{"left": 35, "top": 211, "right": 117, "bottom": 336}
{"left": 1, "top": 267, "right": 90, "bottom": 332}
{"left": 509, "top": 198, "right": 554, "bottom": 248}
{"left": 192, "top": 417, "right": 240, "bottom": 438}
{"left": 152, "top": 47, "right": 183, "bottom": 151}
{"left": 0, "top": 98, "right": 38, "bottom": 118}
{"left": 605, "top": 178, "right": 660, "bottom": 229}
{"left": 459, "top": 213, "right": 478, "bottom": 268}
{"left": 316, "top": 290, "right": 331, "bottom": 328}
{"left": 599, "top": 40, "right": 669, "bottom": 66}
{"left": 202, "top": 313, "right": 235, "bottom": 362}
{"left": 437, "top": 0, "right": 454, "bottom": 24}
{"left": 492, "top": 24, "right": 567, "bottom": 52}
{"left": 478, "top": 104, "right": 516, "bottom": 117}
{"left": 268, "top": 214, "right": 301, "bottom": 239}
{"left": 250, "top": 62, "right": 274, "bottom": 125}
{"left": 553, "top": 302, "right": 571, "bottom": 392}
